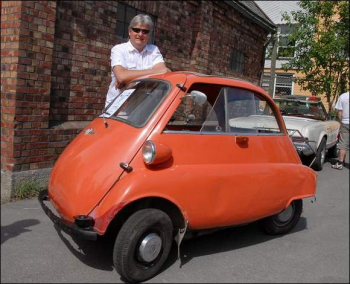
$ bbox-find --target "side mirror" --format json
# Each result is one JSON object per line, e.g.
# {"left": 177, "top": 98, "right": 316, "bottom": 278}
{"left": 185, "top": 90, "right": 207, "bottom": 105}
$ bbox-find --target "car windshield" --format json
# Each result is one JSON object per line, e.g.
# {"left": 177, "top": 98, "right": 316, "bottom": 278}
{"left": 274, "top": 99, "right": 327, "bottom": 121}
{"left": 102, "top": 80, "right": 170, "bottom": 127}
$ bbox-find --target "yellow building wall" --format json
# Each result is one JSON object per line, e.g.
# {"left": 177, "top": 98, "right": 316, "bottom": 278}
{"left": 264, "top": 68, "right": 331, "bottom": 111}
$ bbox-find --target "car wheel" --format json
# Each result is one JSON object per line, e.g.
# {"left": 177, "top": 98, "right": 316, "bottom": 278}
{"left": 260, "top": 200, "right": 303, "bottom": 235}
{"left": 312, "top": 137, "right": 326, "bottom": 171}
{"left": 113, "top": 209, "right": 173, "bottom": 283}
{"left": 327, "top": 143, "right": 339, "bottom": 159}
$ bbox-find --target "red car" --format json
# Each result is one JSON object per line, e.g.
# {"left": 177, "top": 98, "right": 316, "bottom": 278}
{"left": 39, "top": 72, "right": 317, "bottom": 283}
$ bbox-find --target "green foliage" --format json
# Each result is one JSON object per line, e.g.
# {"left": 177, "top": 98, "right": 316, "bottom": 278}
{"left": 328, "top": 110, "right": 338, "bottom": 121}
{"left": 282, "top": 0, "right": 349, "bottom": 112}
{"left": 12, "top": 178, "right": 46, "bottom": 201}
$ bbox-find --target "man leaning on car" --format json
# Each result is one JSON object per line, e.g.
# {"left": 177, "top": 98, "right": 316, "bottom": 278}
{"left": 332, "top": 90, "right": 349, "bottom": 170}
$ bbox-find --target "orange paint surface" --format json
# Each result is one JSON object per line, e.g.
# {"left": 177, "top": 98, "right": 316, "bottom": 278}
{"left": 48, "top": 72, "right": 317, "bottom": 234}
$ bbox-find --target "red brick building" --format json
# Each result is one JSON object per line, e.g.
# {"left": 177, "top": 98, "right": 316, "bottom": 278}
{"left": 1, "top": 1, "right": 275, "bottom": 203}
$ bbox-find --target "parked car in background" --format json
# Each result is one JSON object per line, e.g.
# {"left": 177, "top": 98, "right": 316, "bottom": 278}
{"left": 39, "top": 72, "right": 317, "bottom": 283}
{"left": 273, "top": 95, "right": 340, "bottom": 171}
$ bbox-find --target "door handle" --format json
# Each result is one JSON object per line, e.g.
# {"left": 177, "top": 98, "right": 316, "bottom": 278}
{"left": 235, "top": 136, "right": 249, "bottom": 144}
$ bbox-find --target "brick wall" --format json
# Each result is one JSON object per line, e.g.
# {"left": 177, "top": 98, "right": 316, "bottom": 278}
{"left": 1, "top": 0, "right": 269, "bottom": 174}
{"left": 1, "top": 1, "right": 22, "bottom": 172}
{"left": 49, "top": 1, "right": 114, "bottom": 125}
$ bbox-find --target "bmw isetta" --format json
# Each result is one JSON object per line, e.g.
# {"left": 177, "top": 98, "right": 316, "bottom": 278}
{"left": 39, "top": 71, "right": 317, "bottom": 283}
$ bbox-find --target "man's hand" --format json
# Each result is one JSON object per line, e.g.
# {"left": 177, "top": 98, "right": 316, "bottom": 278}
{"left": 115, "top": 82, "right": 125, "bottom": 89}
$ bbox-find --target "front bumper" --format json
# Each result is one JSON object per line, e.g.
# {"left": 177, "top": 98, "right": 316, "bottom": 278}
{"left": 38, "top": 190, "right": 98, "bottom": 241}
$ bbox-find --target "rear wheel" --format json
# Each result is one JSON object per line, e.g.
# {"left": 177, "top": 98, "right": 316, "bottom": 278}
{"left": 113, "top": 209, "right": 173, "bottom": 283}
{"left": 312, "top": 138, "right": 326, "bottom": 171}
{"left": 260, "top": 200, "right": 303, "bottom": 235}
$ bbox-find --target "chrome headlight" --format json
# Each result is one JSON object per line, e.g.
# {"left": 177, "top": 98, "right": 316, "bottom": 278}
{"left": 142, "top": 140, "right": 156, "bottom": 165}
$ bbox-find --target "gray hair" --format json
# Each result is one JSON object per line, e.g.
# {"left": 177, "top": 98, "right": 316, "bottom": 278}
{"left": 128, "top": 14, "right": 154, "bottom": 33}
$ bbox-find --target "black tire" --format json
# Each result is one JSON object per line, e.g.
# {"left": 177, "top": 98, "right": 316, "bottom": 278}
{"left": 312, "top": 138, "right": 326, "bottom": 171}
{"left": 327, "top": 143, "right": 339, "bottom": 159}
{"left": 113, "top": 209, "right": 173, "bottom": 283}
{"left": 260, "top": 200, "right": 303, "bottom": 235}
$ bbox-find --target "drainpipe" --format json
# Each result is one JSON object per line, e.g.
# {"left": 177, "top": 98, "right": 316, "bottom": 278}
{"left": 260, "top": 30, "right": 276, "bottom": 87}
{"left": 269, "top": 30, "right": 279, "bottom": 98}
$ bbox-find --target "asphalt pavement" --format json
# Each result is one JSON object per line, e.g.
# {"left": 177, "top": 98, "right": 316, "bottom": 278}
{"left": 1, "top": 156, "right": 349, "bottom": 283}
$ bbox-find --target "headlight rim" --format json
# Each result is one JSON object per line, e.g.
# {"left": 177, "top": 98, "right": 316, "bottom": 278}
{"left": 143, "top": 140, "right": 156, "bottom": 165}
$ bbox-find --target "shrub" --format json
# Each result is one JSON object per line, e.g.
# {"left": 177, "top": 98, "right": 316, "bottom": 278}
{"left": 12, "top": 178, "right": 46, "bottom": 201}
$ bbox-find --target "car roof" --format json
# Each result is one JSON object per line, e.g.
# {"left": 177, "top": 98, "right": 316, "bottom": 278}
{"left": 143, "top": 71, "right": 262, "bottom": 90}
{"left": 134, "top": 71, "right": 274, "bottom": 103}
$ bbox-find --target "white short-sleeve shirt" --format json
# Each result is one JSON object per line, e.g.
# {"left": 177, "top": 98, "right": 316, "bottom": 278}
{"left": 105, "top": 40, "right": 165, "bottom": 107}
{"left": 335, "top": 91, "right": 349, "bottom": 124}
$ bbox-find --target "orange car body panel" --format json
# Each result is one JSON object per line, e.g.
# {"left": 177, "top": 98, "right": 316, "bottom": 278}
{"left": 48, "top": 72, "right": 317, "bottom": 234}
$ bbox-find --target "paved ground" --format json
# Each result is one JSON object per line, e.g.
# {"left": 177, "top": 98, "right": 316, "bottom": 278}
{"left": 1, "top": 156, "right": 349, "bottom": 283}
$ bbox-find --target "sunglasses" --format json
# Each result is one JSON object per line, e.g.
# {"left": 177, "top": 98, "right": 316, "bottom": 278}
{"left": 131, "top": 27, "right": 150, "bottom": 35}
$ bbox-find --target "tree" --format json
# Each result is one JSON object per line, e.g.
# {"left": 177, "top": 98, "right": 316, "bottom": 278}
{"left": 282, "top": 0, "right": 349, "bottom": 112}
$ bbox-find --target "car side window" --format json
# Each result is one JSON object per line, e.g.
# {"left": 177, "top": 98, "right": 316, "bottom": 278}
{"left": 224, "top": 87, "right": 281, "bottom": 134}
{"left": 164, "top": 85, "right": 281, "bottom": 135}
{"left": 165, "top": 83, "right": 222, "bottom": 132}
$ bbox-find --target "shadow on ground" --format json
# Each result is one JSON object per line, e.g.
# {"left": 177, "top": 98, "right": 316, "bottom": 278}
{"left": 173, "top": 217, "right": 307, "bottom": 267}
{"left": 1, "top": 219, "right": 40, "bottom": 245}
{"left": 53, "top": 217, "right": 307, "bottom": 282}
{"left": 55, "top": 224, "right": 115, "bottom": 271}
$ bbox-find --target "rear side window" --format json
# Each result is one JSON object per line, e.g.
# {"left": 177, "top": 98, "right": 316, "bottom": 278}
{"left": 164, "top": 84, "right": 282, "bottom": 135}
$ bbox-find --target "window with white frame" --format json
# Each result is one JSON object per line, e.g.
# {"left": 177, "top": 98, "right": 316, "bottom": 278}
{"left": 278, "top": 24, "right": 295, "bottom": 58}
{"left": 265, "top": 25, "right": 295, "bottom": 59}
{"left": 275, "top": 73, "right": 294, "bottom": 96}
{"left": 261, "top": 73, "right": 294, "bottom": 97}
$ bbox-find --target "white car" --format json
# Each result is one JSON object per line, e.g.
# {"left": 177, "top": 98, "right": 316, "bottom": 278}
{"left": 228, "top": 95, "right": 340, "bottom": 171}
{"left": 274, "top": 96, "right": 340, "bottom": 171}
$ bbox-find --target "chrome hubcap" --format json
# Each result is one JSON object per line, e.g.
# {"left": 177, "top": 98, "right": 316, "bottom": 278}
{"left": 138, "top": 233, "right": 162, "bottom": 263}
{"left": 277, "top": 204, "right": 294, "bottom": 223}
{"left": 321, "top": 147, "right": 326, "bottom": 165}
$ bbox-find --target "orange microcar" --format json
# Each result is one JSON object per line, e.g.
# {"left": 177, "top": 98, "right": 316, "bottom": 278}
{"left": 39, "top": 72, "right": 317, "bottom": 283}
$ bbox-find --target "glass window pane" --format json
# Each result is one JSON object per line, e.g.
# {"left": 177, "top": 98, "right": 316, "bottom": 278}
{"left": 279, "top": 36, "right": 289, "bottom": 46}
{"left": 117, "top": 4, "right": 125, "bottom": 21}
{"left": 165, "top": 84, "right": 223, "bottom": 132}
{"left": 109, "top": 80, "right": 169, "bottom": 127}
{"left": 126, "top": 6, "right": 136, "bottom": 23}
{"left": 230, "top": 49, "right": 244, "bottom": 73}
{"left": 116, "top": 21, "right": 124, "bottom": 37}
{"left": 201, "top": 90, "right": 225, "bottom": 132}
{"left": 225, "top": 87, "right": 281, "bottom": 134}
{"left": 232, "top": 50, "right": 236, "bottom": 61}
{"left": 116, "top": 4, "right": 155, "bottom": 41}
{"left": 165, "top": 97, "right": 215, "bottom": 132}
{"left": 280, "top": 24, "right": 290, "bottom": 35}
{"left": 123, "top": 23, "right": 129, "bottom": 38}
{"left": 278, "top": 47, "right": 294, "bottom": 58}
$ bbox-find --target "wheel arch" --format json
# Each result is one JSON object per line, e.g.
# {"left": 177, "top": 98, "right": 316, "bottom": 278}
{"left": 285, "top": 194, "right": 311, "bottom": 210}
{"left": 316, "top": 133, "right": 327, "bottom": 149}
{"left": 105, "top": 196, "right": 186, "bottom": 237}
